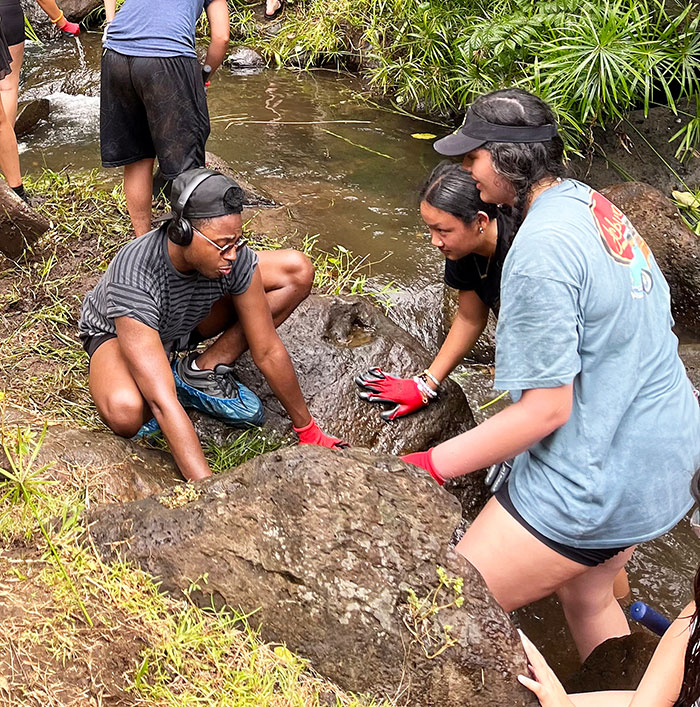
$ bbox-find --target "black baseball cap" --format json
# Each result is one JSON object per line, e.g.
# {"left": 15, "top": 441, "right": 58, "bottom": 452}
{"left": 433, "top": 108, "right": 558, "bottom": 156}
{"left": 170, "top": 168, "right": 244, "bottom": 220}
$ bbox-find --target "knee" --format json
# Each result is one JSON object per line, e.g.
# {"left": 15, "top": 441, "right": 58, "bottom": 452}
{"left": 99, "top": 391, "right": 146, "bottom": 438}
{"left": 557, "top": 583, "right": 613, "bottom": 616}
{"left": 285, "top": 250, "right": 314, "bottom": 299}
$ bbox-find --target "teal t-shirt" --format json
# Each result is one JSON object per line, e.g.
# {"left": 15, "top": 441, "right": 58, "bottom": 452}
{"left": 104, "top": 0, "right": 212, "bottom": 58}
{"left": 495, "top": 179, "right": 700, "bottom": 549}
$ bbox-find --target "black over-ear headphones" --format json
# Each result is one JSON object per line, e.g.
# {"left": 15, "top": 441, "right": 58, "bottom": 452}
{"left": 167, "top": 168, "right": 217, "bottom": 246}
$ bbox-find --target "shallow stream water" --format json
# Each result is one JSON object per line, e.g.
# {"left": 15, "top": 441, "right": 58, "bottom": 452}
{"left": 18, "top": 32, "right": 700, "bottom": 682}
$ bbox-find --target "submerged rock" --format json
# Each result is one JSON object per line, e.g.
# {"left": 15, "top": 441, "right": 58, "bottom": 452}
{"left": 14, "top": 99, "right": 50, "bottom": 138}
{"left": 88, "top": 445, "right": 536, "bottom": 706}
{"left": 205, "top": 152, "right": 277, "bottom": 207}
{"left": 0, "top": 183, "right": 50, "bottom": 259}
{"left": 601, "top": 182, "right": 700, "bottom": 337}
{"left": 564, "top": 632, "right": 658, "bottom": 693}
{"left": 197, "top": 294, "right": 475, "bottom": 456}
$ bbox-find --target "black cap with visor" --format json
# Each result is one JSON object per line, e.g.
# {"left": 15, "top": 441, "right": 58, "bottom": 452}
{"left": 433, "top": 109, "right": 559, "bottom": 156}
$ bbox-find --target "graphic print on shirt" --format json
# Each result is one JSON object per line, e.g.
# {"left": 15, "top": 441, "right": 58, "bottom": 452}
{"left": 589, "top": 191, "right": 654, "bottom": 298}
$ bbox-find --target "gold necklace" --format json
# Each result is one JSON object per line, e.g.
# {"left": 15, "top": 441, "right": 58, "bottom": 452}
{"left": 475, "top": 254, "right": 492, "bottom": 280}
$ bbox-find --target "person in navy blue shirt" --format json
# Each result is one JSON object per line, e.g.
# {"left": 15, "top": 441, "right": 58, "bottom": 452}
{"left": 101, "top": 0, "right": 230, "bottom": 235}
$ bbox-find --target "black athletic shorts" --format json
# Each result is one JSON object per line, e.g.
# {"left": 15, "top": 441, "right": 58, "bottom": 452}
{"left": 81, "top": 329, "right": 203, "bottom": 363}
{"left": 495, "top": 481, "right": 629, "bottom": 567}
{"left": 100, "top": 49, "right": 210, "bottom": 179}
{"left": 0, "top": 0, "right": 24, "bottom": 48}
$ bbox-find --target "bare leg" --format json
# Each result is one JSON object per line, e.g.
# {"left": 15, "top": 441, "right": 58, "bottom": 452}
{"left": 613, "top": 568, "right": 631, "bottom": 602}
{"left": 196, "top": 249, "right": 313, "bottom": 369}
{"left": 0, "top": 42, "right": 24, "bottom": 126}
{"left": 123, "top": 158, "right": 155, "bottom": 236}
{"left": 265, "top": 0, "right": 282, "bottom": 15}
{"left": 89, "top": 338, "right": 151, "bottom": 437}
{"left": 0, "top": 96, "right": 21, "bottom": 188}
{"left": 456, "top": 496, "right": 633, "bottom": 660}
{"left": 556, "top": 547, "right": 635, "bottom": 661}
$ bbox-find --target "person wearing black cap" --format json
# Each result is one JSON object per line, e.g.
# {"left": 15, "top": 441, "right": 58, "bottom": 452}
{"left": 79, "top": 168, "right": 346, "bottom": 482}
{"left": 401, "top": 88, "right": 700, "bottom": 662}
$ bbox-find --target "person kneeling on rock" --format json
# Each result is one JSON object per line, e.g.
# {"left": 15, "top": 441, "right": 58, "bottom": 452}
{"left": 79, "top": 167, "right": 347, "bottom": 480}
{"left": 355, "top": 162, "right": 514, "bottom": 421}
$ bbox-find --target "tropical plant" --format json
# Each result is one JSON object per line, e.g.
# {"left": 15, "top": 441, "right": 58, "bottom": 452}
{"left": 234, "top": 0, "right": 700, "bottom": 157}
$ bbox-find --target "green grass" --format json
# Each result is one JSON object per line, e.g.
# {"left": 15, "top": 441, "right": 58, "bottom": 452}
{"left": 0, "top": 404, "right": 389, "bottom": 706}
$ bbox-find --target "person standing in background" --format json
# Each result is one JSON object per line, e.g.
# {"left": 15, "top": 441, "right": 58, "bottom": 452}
{"left": 0, "top": 0, "right": 79, "bottom": 201}
{"left": 101, "top": 0, "right": 230, "bottom": 235}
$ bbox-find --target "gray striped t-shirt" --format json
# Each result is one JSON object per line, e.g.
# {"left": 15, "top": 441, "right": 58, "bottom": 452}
{"left": 79, "top": 226, "right": 258, "bottom": 349}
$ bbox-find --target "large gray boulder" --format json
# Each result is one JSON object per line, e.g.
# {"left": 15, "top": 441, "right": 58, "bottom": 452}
{"left": 88, "top": 445, "right": 536, "bottom": 706}
{"left": 0, "top": 183, "right": 50, "bottom": 259}
{"left": 601, "top": 182, "right": 700, "bottom": 337}
{"left": 193, "top": 294, "right": 475, "bottom": 457}
{"left": 21, "top": 0, "right": 100, "bottom": 41}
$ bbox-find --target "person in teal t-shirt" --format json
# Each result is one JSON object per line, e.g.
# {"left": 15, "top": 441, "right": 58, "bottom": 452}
{"left": 402, "top": 87, "right": 700, "bottom": 663}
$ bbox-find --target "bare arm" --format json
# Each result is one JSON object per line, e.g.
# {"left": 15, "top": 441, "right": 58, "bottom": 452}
{"left": 232, "top": 269, "right": 310, "bottom": 428}
{"left": 203, "top": 0, "right": 229, "bottom": 77}
{"left": 519, "top": 604, "right": 694, "bottom": 707}
{"left": 624, "top": 602, "right": 693, "bottom": 707}
{"left": 427, "top": 289, "right": 489, "bottom": 387}
{"left": 432, "top": 382, "right": 573, "bottom": 479}
{"left": 115, "top": 317, "right": 212, "bottom": 481}
{"left": 103, "top": 0, "right": 116, "bottom": 22}
{"left": 34, "top": 0, "right": 67, "bottom": 23}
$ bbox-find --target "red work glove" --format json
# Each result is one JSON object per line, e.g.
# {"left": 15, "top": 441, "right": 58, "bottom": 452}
{"left": 294, "top": 416, "right": 349, "bottom": 449}
{"left": 355, "top": 367, "right": 436, "bottom": 421}
{"left": 401, "top": 448, "right": 445, "bottom": 486}
{"left": 59, "top": 20, "right": 80, "bottom": 36}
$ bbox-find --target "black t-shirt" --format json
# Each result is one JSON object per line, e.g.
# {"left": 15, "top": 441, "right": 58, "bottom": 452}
{"left": 443, "top": 211, "right": 513, "bottom": 316}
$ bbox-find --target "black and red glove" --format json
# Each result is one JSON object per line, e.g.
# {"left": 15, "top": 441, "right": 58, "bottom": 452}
{"left": 401, "top": 448, "right": 445, "bottom": 485}
{"left": 294, "top": 416, "right": 349, "bottom": 449}
{"left": 59, "top": 20, "right": 80, "bottom": 36}
{"left": 355, "top": 367, "right": 436, "bottom": 421}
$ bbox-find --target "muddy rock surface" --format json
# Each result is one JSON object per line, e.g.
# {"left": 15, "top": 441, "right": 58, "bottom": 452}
{"left": 5, "top": 425, "right": 181, "bottom": 502}
{"left": 601, "top": 182, "right": 700, "bottom": 337}
{"left": 570, "top": 106, "right": 700, "bottom": 194}
{"left": 564, "top": 632, "right": 658, "bottom": 693}
{"left": 679, "top": 344, "right": 700, "bottom": 390}
{"left": 88, "top": 445, "right": 536, "bottom": 706}
{"left": 0, "top": 182, "right": 50, "bottom": 259}
{"left": 193, "top": 294, "right": 474, "bottom": 456}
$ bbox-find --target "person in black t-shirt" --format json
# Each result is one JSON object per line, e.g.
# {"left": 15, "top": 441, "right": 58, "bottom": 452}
{"left": 356, "top": 162, "right": 513, "bottom": 421}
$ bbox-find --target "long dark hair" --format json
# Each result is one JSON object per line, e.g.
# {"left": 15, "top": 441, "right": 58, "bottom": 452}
{"left": 676, "top": 468, "right": 700, "bottom": 706}
{"left": 469, "top": 88, "right": 566, "bottom": 229}
{"left": 420, "top": 162, "right": 498, "bottom": 225}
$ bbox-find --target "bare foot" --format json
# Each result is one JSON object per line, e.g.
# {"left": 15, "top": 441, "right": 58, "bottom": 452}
{"left": 265, "top": 0, "right": 283, "bottom": 19}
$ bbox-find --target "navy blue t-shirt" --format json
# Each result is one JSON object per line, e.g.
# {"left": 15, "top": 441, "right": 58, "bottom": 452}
{"left": 105, "top": 0, "right": 213, "bottom": 58}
